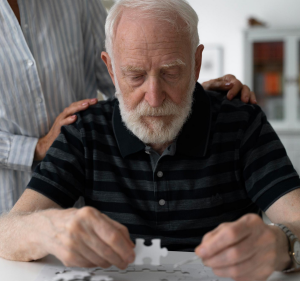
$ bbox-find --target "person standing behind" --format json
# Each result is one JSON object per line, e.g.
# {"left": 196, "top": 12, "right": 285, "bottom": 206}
{"left": 0, "top": 0, "right": 256, "bottom": 213}
{"left": 0, "top": 0, "right": 115, "bottom": 212}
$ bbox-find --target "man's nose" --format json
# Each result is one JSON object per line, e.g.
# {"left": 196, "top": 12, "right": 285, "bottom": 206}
{"left": 144, "top": 76, "right": 166, "bottom": 107}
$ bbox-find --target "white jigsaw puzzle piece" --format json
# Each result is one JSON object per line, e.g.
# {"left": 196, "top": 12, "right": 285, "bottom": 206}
{"left": 134, "top": 238, "right": 168, "bottom": 265}
{"left": 45, "top": 256, "right": 230, "bottom": 281}
{"left": 52, "top": 270, "right": 90, "bottom": 281}
{"left": 157, "top": 264, "right": 182, "bottom": 273}
{"left": 134, "top": 264, "right": 159, "bottom": 271}
{"left": 90, "top": 275, "right": 114, "bottom": 281}
{"left": 102, "top": 265, "right": 119, "bottom": 272}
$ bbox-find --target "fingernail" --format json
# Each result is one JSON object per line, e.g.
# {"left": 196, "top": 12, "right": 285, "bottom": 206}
{"left": 225, "top": 83, "right": 232, "bottom": 86}
{"left": 91, "top": 98, "right": 98, "bottom": 103}
{"left": 71, "top": 115, "right": 76, "bottom": 119}
{"left": 82, "top": 102, "right": 88, "bottom": 106}
{"left": 127, "top": 254, "right": 135, "bottom": 263}
{"left": 254, "top": 99, "right": 257, "bottom": 104}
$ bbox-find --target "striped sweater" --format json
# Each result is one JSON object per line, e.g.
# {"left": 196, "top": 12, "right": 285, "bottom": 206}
{"left": 27, "top": 83, "right": 300, "bottom": 251}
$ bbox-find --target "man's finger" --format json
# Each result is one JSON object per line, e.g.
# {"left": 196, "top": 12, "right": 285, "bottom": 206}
{"left": 76, "top": 222, "right": 114, "bottom": 268}
{"left": 212, "top": 250, "right": 272, "bottom": 281}
{"left": 73, "top": 241, "right": 112, "bottom": 268}
{"left": 59, "top": 247, "right": 99, "bottom": 268}
{"left": 69, "top": 208, "right": 128, "bottom": 269}
{"left": 196, "top": 219, "right": 251, "bottom": 259}
{"left": 202, "top": 234, "right": 258, "bottom": 268}
{"left": 94, "top": 214, "right": 135, "bottom": 265}
{"left": 84, "top": 232, "right": 128, "bottom": 269}
{"left": 200, "top": 223, "right": 225, "bottom": 244}
{"left": 109, "top": 218, "right": 135, "bottom": 247}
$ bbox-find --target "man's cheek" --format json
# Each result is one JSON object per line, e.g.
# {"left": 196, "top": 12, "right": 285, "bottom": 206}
{"left": 119, "top": 78, "right": 139, "bottom": 97}
{"left": 122, "top": 91, "right": 144, "bottom": 111}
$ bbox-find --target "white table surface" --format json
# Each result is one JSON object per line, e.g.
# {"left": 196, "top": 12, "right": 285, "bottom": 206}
{"left": 1, "top": 252, "right": 300, "bottom": 281}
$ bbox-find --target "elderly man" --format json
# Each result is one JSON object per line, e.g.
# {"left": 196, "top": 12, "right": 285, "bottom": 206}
{"left": 0, "top": 0, "right": 253, "bottom": 214}
{"left": 1, "top": 0, "right": 300, "bottom": 280}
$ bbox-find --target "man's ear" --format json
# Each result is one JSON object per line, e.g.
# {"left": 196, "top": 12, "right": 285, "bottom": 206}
{"left": 194, "top": 44, "right": 204, "bottom": 81}
{"left": 101, "top": 52, "right": 116, "bottom": 85}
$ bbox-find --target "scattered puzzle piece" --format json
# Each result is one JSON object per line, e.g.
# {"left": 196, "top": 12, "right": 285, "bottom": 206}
{"left": 157, "top": 264, "right": 182, "bottom": 273}
{"left": 90, "top": 275, "right": 113, "bottom": 281}
{"left": 39, "top": 251, "right": 233, "bottom": 281}
{"left": 51, "top": 270, "right": 114, "bottom": 281}
{"left": 134, "top": 264, "right": 160, "bottom": 271}
{"left": 102, "top": 266, "right": 119, "bottom": 272}
{"left": 52, "top": 270, "right": 90, "bottom": 281}
{"left": 134, "top": 239, "right": 168, "bottom": 265}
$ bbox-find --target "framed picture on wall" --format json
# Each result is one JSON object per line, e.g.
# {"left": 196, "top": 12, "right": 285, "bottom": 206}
{"left": 198, "top": 46, "right": 223, "bottom": 83}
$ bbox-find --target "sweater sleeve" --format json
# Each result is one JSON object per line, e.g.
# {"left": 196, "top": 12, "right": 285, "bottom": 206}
{"left": 240, "top": 106, "right": 300, "bottom": 211}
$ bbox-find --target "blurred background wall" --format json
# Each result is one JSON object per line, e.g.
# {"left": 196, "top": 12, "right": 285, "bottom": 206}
{"left": 188, "top": 0, "right": 300, "bottom": 81}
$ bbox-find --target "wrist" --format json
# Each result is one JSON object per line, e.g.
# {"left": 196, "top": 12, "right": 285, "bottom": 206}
{"left": 269, "top": 225, "right": 293, "bottom": 271}
{"left": 35, "top": 208, "right": 77, "bottom": 257}
{"left": 34, "top": 137, "right": 46, "bottom": 161}
{"left": 4, "top": 211, "right": 50, "bottom": 261}
{"left": 26, "top": 210, "right": 58, "bottom": 260}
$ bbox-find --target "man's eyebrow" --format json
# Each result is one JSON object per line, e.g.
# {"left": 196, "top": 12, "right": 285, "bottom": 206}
{"left": 120, "top": 65, "right": 145, "bottom": 72}
{"left": 161, "top": 59, "right": 186, "bottom": 69}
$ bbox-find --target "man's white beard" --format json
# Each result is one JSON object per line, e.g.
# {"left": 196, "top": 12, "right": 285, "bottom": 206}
{"left": 116, "top": 79, "right": 195, "bottom": 145}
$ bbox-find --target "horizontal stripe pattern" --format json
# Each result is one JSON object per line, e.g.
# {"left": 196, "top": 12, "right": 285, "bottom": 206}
{"left": 0, "top": 0, "right": 115, "bottom": 213}
{"left": 27, "top": 89, "right": 300, "bottom": 251}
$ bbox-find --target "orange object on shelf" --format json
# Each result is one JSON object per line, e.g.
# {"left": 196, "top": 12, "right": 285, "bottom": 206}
{"left": 264, "top": 72, "right": 282, "bottom": 96}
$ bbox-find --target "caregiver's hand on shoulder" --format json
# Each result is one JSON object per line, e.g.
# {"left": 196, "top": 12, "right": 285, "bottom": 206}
{"left": 34, "top": 98, "right": 98, "bottom": 161}
{"left": 202, "top": 74, "right": 257, "bottom": 104}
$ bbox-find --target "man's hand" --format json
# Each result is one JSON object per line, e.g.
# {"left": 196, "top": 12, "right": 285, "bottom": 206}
{"left": 202, "top": 75, "right": 257, "bottom": 104}
{"left": 34, "top": 98, "right": 98, "bottom": 161}
{"left": 41, "top": 207, "right": 135, "bottom": 269}
{"left": 195, "top": 214, "right": 291, "bottom": 281}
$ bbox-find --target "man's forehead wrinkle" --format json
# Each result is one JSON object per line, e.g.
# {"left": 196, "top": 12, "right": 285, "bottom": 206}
{"left": 115, "top": 12, "right": 190, "bottom": 74}
{"left": 121, "top": 42, "right": 184, "bottom": 58}
{"left": 120, "top": 56, "right": 185, "bottom": 74}
{"left": 122, "top": 50, "right": 186, "bottom": 64}
{"left": 124, "top": 47, "right": 182, "bottom": 55}
{"left": 121, "top": 42, "right": 183, "bottom": 52}
{"left": 121, "top": 65, "right": 145, "bottom": 72}
{"left": 121, "top": 39, "right": 182, "bottom": 46}
{"left": 137, "top": 18, "right": 150, "bottom": 61}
